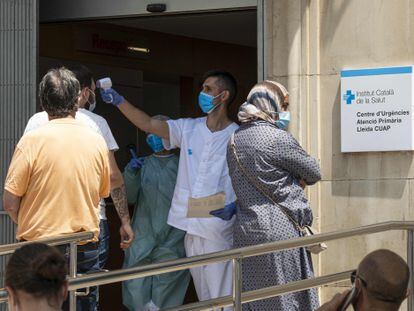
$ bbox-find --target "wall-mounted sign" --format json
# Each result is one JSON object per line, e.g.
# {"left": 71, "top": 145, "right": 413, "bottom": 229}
{"left": 75, "top": 27, "right": 150, "bottom": 59}
{"left": 341, "top": 66, "right": 414, "bottom": 152}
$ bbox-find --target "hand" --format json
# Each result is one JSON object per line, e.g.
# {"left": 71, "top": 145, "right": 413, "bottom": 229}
{"left": 99, "top": 88, "right": 124, "bottom": 106}
{"left": 127, "top": 157, "right": 145, "bottom": 170}
{"left": 119, "top": 223, "right": 135, "bottom": 249}
{"left": 299, "top": 179, "right": 307, "bottom": 189}
{"left": 209, "top": 201, "right": 237, "bottom": 221}
{"left": 315, "top": 290, "right": 350, "bottom": 311}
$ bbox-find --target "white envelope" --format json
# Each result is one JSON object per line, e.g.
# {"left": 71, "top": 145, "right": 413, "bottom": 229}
{"left": 187, "top": 192, "right": 226, "bottom": 218}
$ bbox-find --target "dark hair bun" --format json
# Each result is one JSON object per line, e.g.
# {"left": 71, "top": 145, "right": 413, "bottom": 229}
{"left": 34, "top": 250, "right": 67, "bottom": 285}
{"left": 5, "top": 243, "right": 68, "bottom": 300}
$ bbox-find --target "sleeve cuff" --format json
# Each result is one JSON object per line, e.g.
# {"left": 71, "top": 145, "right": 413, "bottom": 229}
{"left": 162, "top": 138, "right": 173, "bottom": 150}
{"left": 4, "top": 185, "right": 23, "bottom": 197}
{"left": 163, "top": 119, "right": 175, "bottom": 150}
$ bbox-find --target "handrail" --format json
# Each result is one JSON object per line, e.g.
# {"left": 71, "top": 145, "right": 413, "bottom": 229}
{"left": 0, "top": 222, "right": 413, "bottom": 310}
{"left": 67, "top": 221, "right": 414, "bottom": 311}
{"left": 0, "top": 231, "right": 94, "bottom": 256}
{"left": 163, "top": 270, "right": 354, "bottom": 311}
{"left": 0, "top": 290, "right": 6, "bottom": 302}
{"left": 68, "top": 221, "right": 414, "bottom": 289}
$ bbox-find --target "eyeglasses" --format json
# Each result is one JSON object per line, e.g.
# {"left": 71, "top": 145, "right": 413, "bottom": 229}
{"left": 87, "top": 88, "right": 96, "bottom": 95}
{"left": 350, "top": 270, "right": 364, "bottom": 285}
{"left": 350, "top": 270, "right": 402, "bottom": 304}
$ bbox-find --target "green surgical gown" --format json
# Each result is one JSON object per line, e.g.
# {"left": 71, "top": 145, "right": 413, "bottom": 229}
{"left": 122, "top": 154, "right": 190, "bottom": 311}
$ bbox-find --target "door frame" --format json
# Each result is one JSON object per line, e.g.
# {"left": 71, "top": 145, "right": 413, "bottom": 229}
{"left": 39, "top": 0, "right": 267, "bottom": 81}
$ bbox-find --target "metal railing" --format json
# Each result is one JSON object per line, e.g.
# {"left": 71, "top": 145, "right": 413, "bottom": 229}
{"left": 0, "top": 231, "right": 94, "bottom": 311}
{"left": 0, "top": 221, "right": 413, "bottom": 310}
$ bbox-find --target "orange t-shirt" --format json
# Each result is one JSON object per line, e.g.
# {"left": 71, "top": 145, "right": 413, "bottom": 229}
{"left": 4, "top": 118, "right": 110, "bottom": 242}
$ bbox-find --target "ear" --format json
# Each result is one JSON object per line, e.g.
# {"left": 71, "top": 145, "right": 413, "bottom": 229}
{"left": 81, "top": 87, "right": 89, "bottom": 98}
{"left": 221, "top": 90, "right": 230, "bottom": 104}
{"left": 355, "top": 278, "right": 363, "bottom": 294}
{"left": 61, "top": 281, "right": 69, "bottom": 301}
{"left": 6, "top": 286, "right": 18, "bottom": 310}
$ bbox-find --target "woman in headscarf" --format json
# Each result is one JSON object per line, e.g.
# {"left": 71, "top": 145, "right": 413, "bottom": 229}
{"left": 227, "top": 80, "right": 321, "bottom": 310}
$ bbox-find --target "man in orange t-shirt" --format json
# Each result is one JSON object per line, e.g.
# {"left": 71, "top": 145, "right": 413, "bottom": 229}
{"left": 3, "top": 67, "right": 110, "bottom": 311}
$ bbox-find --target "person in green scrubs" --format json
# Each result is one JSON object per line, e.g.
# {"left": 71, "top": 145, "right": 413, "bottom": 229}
{"left": 122, "top": 116, "right": 190, "bottom": 311}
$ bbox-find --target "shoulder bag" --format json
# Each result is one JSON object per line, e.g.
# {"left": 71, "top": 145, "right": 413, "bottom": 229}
{"left": 229, "top": 134, "right": 327, "bottom": 254}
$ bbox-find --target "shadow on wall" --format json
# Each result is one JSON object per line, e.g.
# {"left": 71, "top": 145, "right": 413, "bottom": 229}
{"left": 330, "top": 83, "right": 412, "bottom": 199}
{"left": 272, "top": 0, "right": 350, "bottom": 75}
{"left": 320, "top": 1, "right": 352, "bottom": 69}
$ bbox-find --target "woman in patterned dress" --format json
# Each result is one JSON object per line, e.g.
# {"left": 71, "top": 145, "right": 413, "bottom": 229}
{"left": 227, "top": 80, "right": 321, "bottom": 310}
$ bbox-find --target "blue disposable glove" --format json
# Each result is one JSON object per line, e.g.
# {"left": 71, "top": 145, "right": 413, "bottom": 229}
{"left": 126, "top": 157, "right": 145, "bottom": 171}
{"left": 209, "top": 201, "right": 237, "bottom": 221}
{"left": 99, "top": 88, "right": 124, "bottom": 106}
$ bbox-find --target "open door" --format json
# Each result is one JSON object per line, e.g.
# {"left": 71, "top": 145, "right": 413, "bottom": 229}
{"left": 0, "top": 0, "right": 38, "bottom": 305}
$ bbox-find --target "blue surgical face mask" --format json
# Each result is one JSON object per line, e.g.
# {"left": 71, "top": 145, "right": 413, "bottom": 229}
{"left": 275, "top": 111, "right": 291, "bottom": 129}
{"left": 198, "top": 91, "right": 224, "bottom": 114}
{"left": 146, "top": 134, "right": 164, "bottom": 153}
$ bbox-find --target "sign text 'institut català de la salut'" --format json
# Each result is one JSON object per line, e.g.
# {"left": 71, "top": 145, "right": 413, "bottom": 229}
{"left": 341, "top": 66, "right": 414, "bottom": 152}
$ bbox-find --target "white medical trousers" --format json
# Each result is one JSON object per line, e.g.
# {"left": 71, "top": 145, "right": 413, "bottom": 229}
{"left": 184, "top": 234, "right": 233, "bottom": 311}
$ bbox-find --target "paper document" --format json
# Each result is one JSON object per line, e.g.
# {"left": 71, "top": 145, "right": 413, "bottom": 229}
{"left": 187, "top": 192, "right": 226, "bottom": 218}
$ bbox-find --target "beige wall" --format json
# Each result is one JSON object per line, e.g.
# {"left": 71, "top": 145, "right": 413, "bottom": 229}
{"left": 266, "top": 0, "right": 414, "bottom": 306}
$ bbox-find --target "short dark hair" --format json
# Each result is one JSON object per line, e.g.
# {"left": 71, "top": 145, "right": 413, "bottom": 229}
{"left": 68, "top": 64, "right": 94, "bottom": 89}
{"left": 39, "top": 67, "right": 80, "bottom": 117}
{"left": 359, "top": 249, "right": 409, "bottom": 306}
{"left": 6, "top": 243, "right": 67, "bottom": 307}
{"left": 202, "top": 69, "right": 237, "bottom": 106}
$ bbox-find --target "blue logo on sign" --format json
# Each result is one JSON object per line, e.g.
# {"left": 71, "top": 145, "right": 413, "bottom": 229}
{"left": 343, "top": 90, "right": 355, "bottom": 105}
{"left": 188, "top": 149, "right": 193, "bottom": 155}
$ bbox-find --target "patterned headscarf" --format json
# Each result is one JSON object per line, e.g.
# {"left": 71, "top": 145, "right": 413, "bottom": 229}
{"left": 238, "top": 80, "right": 289, "bottom": 123}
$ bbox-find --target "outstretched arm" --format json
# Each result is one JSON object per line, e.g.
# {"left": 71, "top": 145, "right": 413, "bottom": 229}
{"left": 100, "top": 88, "right": 170, "bottom": 139}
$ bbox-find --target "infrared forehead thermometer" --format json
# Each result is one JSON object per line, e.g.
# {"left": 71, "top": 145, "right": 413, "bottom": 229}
{"left": 96, "top": 77, "right": 112, "bottom": 89}
{"left": 96, "top": 77, "right": 113, "bottom": 102}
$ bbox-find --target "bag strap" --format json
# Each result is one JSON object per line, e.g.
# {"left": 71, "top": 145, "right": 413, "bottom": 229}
{"left": 230, "top": 134, "right": 304, "bottom": 233}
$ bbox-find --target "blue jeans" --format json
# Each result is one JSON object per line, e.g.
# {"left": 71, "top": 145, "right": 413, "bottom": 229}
{"left": 97, "top": 220, "right": 110, "bottom": 310}
{"left": 61, "top": 242, "right": 100, "bottom": 311}
{"left": 98, "top": 219, "right": 110, "bottom": 269}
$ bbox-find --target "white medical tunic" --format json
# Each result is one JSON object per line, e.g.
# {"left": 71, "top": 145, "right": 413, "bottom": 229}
{"left": 163, "top": 117, "right": 238, "bottom": 244}
{"left": 24, "top": 109, "right": 119, "bottom": 220}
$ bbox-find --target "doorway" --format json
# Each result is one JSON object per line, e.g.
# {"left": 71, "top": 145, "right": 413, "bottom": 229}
{"left": 39, "top": 5, "right": 258, "bottom": 311}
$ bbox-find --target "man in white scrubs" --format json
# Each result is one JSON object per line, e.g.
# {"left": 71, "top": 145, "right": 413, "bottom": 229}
{"left": 100, "top": 70, "right": 238, "bottom": 309}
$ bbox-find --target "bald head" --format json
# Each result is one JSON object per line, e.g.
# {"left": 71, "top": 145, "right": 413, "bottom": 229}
{"left": 357, "top": 249, "right": 409, "bottom": 304}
